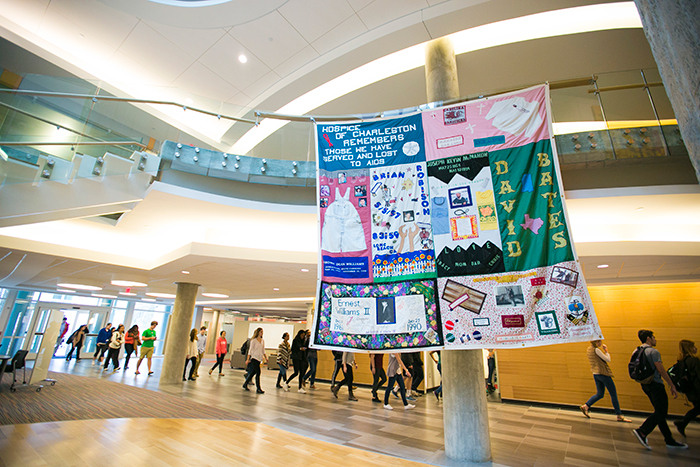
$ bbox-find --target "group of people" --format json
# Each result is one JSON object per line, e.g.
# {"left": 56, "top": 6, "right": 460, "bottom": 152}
{"left": 579, "top": 330, "right": 699, "bottom": 450}
{"left": 63, "top": 320, "right": 160, "bottom": 376}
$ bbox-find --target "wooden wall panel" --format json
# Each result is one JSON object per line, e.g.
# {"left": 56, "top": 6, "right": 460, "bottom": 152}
{"left": 499, "top": 282, "right": 700, "bottom": 415}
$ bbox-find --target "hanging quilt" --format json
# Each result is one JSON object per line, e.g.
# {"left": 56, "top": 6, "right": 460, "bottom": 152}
{"left": 313, "top": 84, "right": 602, "bottom": 351}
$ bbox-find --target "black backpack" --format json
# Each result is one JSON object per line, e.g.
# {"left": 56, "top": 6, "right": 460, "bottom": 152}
{"left": 667, "top": 359, "right": 693, "bottom": 394}
{"left": 240, "top": 338, "right": 250, "bottom": 356}
{"left": 629, "top": 346, "right": 655, "bottom": 383}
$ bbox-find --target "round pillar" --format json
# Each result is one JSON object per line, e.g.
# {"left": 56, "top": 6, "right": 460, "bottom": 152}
{"left": 633, "top": 0, "right": 700, "bottom": 181}
{"left": 425, "top": 37, "right": 460, "bottom": 103}
{"left": 442, "top": 350, "right": 492, "bottom": 462}
{"left": 425, "top": 36, "right": 491, "bottom": 463}
{"left": 159, "top": 282, "right": 199, "bottom": 385}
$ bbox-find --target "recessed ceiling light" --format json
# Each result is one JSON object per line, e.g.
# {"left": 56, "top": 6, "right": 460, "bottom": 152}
{"left": 145, "top": 292, "right": 176, "bottom": 299}
{"left": 181, "top": 270, "right": 190, "bottom": 275}
{"left": 111, "top": 275, "right": 149, "bottom": 287}
{"left": 636, "top": 207, "right": 644, "bottom": 211}
{"left": 120, "top": 292, "right": 137, "bottom": 296}
{"left": 238, "top": 54, "right": 248, "bottom": 63}
{"left": 273, "top": 288, "right": 279, "bottom": 291}
{"left": 597, "top": 264, "right": 609, "bottom": 269}
{"left": 92, "top": 293, "right": 118, "bottom": 299}
{"left": 300, "top": 269, "right": 309, "bottom": 272}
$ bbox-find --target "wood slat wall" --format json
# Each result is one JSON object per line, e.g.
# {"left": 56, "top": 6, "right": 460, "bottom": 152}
{"left": 498, "top": 282, "right": 700, "bottom": 415}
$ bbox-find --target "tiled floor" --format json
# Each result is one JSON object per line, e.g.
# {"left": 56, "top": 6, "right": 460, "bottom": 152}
{"left": 46, "top": 357, "right": 698, "bottom": 467}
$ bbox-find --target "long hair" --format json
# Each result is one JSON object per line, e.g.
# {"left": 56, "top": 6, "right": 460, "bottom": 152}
{"left": 295, "top": 329, "right": 306, "bottom": 340}
{"left": 253, "top": 327, "right": 263, "bottom": 339}
{"left": 190, "top": 328, "right": 197, "bottom": 342}
{"left": 128, "top": 325, "right": 139, "bottom": 336}
{"left": 679, "top": 340, "right": 695, "bottom": 361}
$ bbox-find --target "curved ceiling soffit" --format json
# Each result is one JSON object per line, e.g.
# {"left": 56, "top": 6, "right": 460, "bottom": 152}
{"left": 94, "top": 0, "right": 288, "bottom": 28}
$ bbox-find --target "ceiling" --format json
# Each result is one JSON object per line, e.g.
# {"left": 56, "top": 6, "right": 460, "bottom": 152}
{"left": 1, "top": 1, "right": 699, "bottom": 318}
{"left": 0, "top": 0, "right": 649, "bottom": 155}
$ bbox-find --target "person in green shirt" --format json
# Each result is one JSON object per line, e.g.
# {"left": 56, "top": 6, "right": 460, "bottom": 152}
{"left": 135, "top": 321, "right": 158, "bottom": 375}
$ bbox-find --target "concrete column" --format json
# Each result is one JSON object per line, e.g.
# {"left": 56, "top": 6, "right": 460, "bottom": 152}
{"left": 633, "top": 0, "right": 700, "bottom": 181}
{"left": 426, "top": 37, "right": 492, "bottom": 463}
{"left": 159, "top": 282, "right": 199, "bottom": 385}
{"left": 425, "top": 37, "right": 460, "bottom": 103}
{"left": 206, "top": 309, "right": 220, "bottom": 354}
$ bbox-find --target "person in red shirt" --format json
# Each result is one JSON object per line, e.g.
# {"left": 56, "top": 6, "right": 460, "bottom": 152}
{"left": 209, "top": 331, "right": 227, "bottom": 376}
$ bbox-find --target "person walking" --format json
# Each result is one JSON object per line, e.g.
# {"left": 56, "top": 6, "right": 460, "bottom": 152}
{"left": 242, "top": 327, "right": 267, "bottom": 394}
{"left": 303, "top": 330, "right": 318, "bottom": 389}
{"left": 410, "top": 352, "right": 424, "bottom": 396}
{"left": 579, "top": 340, "right": 631, "bottom": 422}
{"left": 332, "top": 351, "right": 358, "bottom": 401}
{"left": 631, "top": 330, "right": 687, "bottom": 450}
{"left": 93, "top": 323, "right": 113, "bottom": 364}
{"left": 286, "top": 330, "right": 308, "bottom": 393}
{"left": 330, "top": 350, "right": 343, "bottom": 388}
{"left": 430, "top": 350, "right": 442, "bottom": 400}
{"left": 194, "top": 327, "right": 207, "bottom": 377}
{"left": 53, "top": 317, "right": 69, "bottom": 356}
{"left": 135, "top": 321, "right": 158, "bottom": 376}
{"left": 209, "top": 330, "right": 227, "bottom": 376}
{"left": 123, "top": 325, "right": 141, "bottom": 370}
{"left": 104, "top": 324, "right": 124, "bottom": 372}
{"left": 370, "top": 352, "right": 387, "bottom": 403}
{"left": 384, "top": 353, "right": 415, "bottom": 410}
{"left": 183, "top": 328, "right": 198, "bottom": 381}
{"left": 487, "top": 349, "right": 496, "bottom": 392}
{"left": 673, "top": 339, "right": 700, "bottom": 438}
{"left": 65, "top": 325, "right": 88, "bottom": 361}
{"left": 276, "top": 332, "right": 291, "bottom": 391}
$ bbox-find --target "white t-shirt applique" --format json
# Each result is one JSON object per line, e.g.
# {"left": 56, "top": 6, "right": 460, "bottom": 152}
{"left": 321, "top": 187, "right": 367, "bottom": 253}
{"left": 485, "top": 97, "right": 543, "bottom": 138}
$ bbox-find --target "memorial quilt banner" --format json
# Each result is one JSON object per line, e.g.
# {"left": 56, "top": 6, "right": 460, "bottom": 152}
{"left": 313, "top": 84, "right": 601, "bottom": 351}
{"left": 422, "top": 84, "right": 602, "bottom": 348}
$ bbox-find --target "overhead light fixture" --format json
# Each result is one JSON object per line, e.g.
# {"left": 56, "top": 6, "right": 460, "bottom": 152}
{"left": 238, "top": 54, "right": 248, "bottom": 63}
{"left": 597, "top": 264, "right": 610, "bottom": 269}
{"left": 636, "top": 207, "right": 644, "bottom": 211}
{"left": 119, "top": 292, "right": 138, "bottom": 296}
{"left": 300, "top": 269, "right": 309, "bottom": 272}
{"left": 181, "top": 270, "right": 190, "bottom": 275}
{"left": 142, "top": 298, "right": 157, "bottom": 302}
{"left": 201, "top": 287, "right": 230, "bottom": 299}
{"left": 56, "top": 288, "right": 76, "bottom": 294}
{"left": 111, "top": 274, "right": 149, "bottom": 287}
{"left": 57, "top": 279, "right": 102, "bottom": 291}
{"left": 145, "top": 292, "right": 176, "bottom": 299}
{"left": 273, "top": 288, "right": 280, "bottom": 291}
{"left": 145, "top": 287, "right": 177, "bottom": 299}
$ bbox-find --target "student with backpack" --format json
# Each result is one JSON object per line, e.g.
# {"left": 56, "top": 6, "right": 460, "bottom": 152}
{"left": 673, "top": 339, "right": 700, "bottom": 438}
{"left": 630, "top": 330, "right": 687, "bottom": 450}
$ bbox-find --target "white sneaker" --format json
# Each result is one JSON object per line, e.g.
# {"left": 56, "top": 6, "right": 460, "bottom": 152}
{"left": 384, "top": 404, "right": 393, "bottom": 410}
{"left": 298, "top": 388, "right": 306, "bottom": 394}
{"left": 404, "top": 404, "right": 415, "bottom": 410}
{"left": 284, "top": 385, "right": 289, "bottom": 392}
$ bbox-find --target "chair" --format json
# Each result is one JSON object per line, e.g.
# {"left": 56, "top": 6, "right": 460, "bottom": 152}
{"left": 3, "top": 350, "right": 40, "bottom": 392}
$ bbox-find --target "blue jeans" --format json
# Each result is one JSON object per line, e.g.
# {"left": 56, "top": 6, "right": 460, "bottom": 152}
{"left": 304, "top": 355, "right": 317, "bottom": 385}
{"left": 585, "top": 374, "right": 621, "bottom": 415}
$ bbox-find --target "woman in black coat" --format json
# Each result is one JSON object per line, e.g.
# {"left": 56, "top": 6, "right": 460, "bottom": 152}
{"left": 674, "top": 339, "right": 700, "bottom": 437}
{"left": 285, "top": 330, "right": 308, "bottom": 393}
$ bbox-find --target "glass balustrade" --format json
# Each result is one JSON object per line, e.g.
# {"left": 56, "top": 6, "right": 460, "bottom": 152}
{"left": 0, "top": 68, "right": 690, "bottom": 189}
